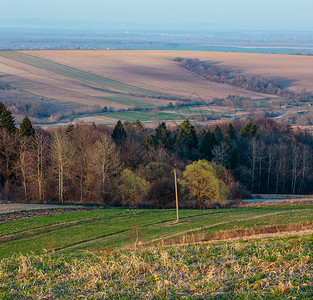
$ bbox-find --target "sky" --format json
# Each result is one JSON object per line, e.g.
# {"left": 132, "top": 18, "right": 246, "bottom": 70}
{"left": 1, "top": 0, "right": 313, "bottom": 31}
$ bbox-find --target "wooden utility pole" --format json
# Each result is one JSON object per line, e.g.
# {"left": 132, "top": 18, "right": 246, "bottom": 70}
{"left": 174, "top": 167, "right": 179, "bottom": 223}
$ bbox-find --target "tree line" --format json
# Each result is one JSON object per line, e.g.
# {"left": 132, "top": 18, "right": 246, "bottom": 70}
{"left": 175, "top": 58, "right": 313, "bottom": 106}
{"left": 174, "top": 57, "right": 281, "bottom": 94}
{"left": 1, "top": 101, "right": 313, "bottom": 208}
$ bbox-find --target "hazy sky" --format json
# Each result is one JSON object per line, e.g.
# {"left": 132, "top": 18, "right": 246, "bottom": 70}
{"left": 2, "top": 0, "right": 313, "bottom": 30}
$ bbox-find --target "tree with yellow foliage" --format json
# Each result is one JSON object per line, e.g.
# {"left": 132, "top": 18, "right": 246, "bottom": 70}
{"left": 180, "top": 160, "right": 230, "bottom": 208}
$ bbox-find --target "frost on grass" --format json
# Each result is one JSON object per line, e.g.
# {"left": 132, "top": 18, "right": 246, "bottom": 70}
{"left": 0, "top": 236, "right": 313, "bottom": 299}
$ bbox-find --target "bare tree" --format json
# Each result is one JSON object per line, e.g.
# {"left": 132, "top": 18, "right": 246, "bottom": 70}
{"left": 0, "top": 129, "right": 19, "bottom": 199}
{"left": 17, "top": 136, "right": 31, "bottom": 202}
{"left": 299, "top": 144, "right": 309, "bottom": 194}
{"left": 257, "top": 140, "right": 266, "bottom": 193}
{"left": 249, "top": 138, "right": 257, "bottom": 193}
{"left": 266, "top": 144, "right": 274, "bottom": 193}
{"left": 291, "top": 140, "right": 300, "bottom": 194}
{"left": 69, "top": 125, "right": 105, "bottom": 203}
{"left": 212, "top": 142, "right": 230, "bottom": 168}
{"left": 51, "top": 130, "right": 76, "bottom": 204}
{"left": 90, "top": 134, "right": 122, "bottom": 204}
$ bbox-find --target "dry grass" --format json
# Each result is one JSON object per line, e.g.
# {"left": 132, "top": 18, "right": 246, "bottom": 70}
{"left": 1, "top": 235, "right": 312, "bottom": 299}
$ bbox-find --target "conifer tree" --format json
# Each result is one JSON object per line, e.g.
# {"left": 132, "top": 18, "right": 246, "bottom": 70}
{"left": 226, "top": 123, "right": 236, "bottom": 139}
{"left": 0, "top": 102, "right": 6, "bottom": 115}
{"left": 229, "top": 147, "right": 239, "bottom": 169}
{"left": 152, "top": 122, "right": 171, "bottom": 149}
{"left": 175, "top": 119, "right": 198, "bottom": 153}
{"left": 240, "top": 119, "right": 257, "bottom": 137}
{"left": 223, "top": 133, "right": 239, "bottom": 169}
{"left": 20, "top": 115, "right": 35, "bottom": 137}
{"left": 0, "top": 108, "right": 16, "bottom": 133}
{"left": 213, "top": 125, "right": 223, "bottom": 142}
{"left": 199, "top": 129, "right": 218, "bottom": 161}
{"left": 111, "top": 120, "right": 127, "bottom": 144}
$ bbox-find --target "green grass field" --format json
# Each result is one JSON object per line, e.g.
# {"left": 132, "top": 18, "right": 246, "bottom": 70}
{"left": 80, "top": 106, "right": 219, "bottom": 123}
{"left": 1, "top": 205, "right": 313, "bottom": 259}
{"left": 1, "top": 205, "right": 313, "bottom": 298}
{"left": 77, "top": 110, "right": 185, "bottom": 122}
{"left": 0, "top": 51, "right": 168, "bottom": 97}
{"left": 100, "top": 96, "right": 157, "bottom": 108}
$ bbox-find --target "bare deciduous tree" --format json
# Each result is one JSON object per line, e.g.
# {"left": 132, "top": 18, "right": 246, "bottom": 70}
{"left": 51, "top": 131, "right": 76, "bottom": 204}
{"left": 90, "top": 134, "right": 122, "bottom": 204}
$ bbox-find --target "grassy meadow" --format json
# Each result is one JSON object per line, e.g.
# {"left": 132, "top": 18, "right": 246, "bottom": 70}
{"left": 0, "top": 204, "right": 313, "bottom": 298}
{"left": 1, "top": 205, "right": 313, "bottom": 258}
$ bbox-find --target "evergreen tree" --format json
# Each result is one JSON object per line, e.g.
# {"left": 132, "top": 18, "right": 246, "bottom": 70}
{"left": 199, "top": 128, "right": 206, "bottom": 138}
{"left": 123, "top": 119, "right": 145, "bottom": 133}
{"left": 226, "top": 123, "right": 236, "bottom": 139}
{"left": 0, "top": 108, "right": 16, "bottom": 133}
{"left": 0, "top": 102, "right": 6, "bottom": 115}
{"left": 199, "top": 129, "right": 218, "bottom": 161}
{"left": 240, "top": 119, "right": 257, "bottom": 137}
{"left": 222, "top": 133, "right": 239, "bottom": 169}
{"left": 175, "top": 119, "right": 198, "bottom": 154}
{"left": 223, "top": 133, "right": 232, "bottom": 148}
{"left": 20, "top": 115, "right": 35, "bottom": 137}
{"left": 152, "top": 122, "right": 171, "bottom": 149}
{"left": 111, "top": 120, "right": 127, "bottom": 143}
{"left": 213, "top": 125, "right": 223, "bottom": 142}
{"left": 133, "top": 119, "right": 145, "bottom": 131}
{"left": 229, "top": 147, "right": 239, "bottom": 169}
